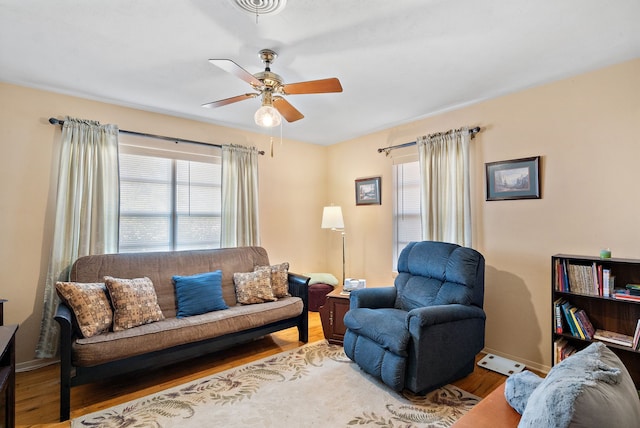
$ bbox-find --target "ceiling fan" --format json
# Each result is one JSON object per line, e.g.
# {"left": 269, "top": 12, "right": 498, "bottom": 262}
{"left": 202, "top": 49, "right": 343, "bottom": 127}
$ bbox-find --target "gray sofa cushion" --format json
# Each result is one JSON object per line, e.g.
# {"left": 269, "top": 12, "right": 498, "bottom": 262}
{"left": 73, "top": 297, "right": 303, "bottom": 366}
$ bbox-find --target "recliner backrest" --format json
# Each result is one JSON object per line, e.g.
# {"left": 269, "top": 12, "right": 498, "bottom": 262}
{"left": 394, "top": 241, "right": 485, "bottom": 311}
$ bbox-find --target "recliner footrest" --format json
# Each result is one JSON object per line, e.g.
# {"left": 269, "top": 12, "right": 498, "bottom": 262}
{"left": 344, "top": 330, "right": 406, "bottom": 391}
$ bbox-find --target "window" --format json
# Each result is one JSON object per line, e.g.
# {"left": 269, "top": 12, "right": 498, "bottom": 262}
{"left": 392, "top": 159, "right": 422, "bottom": 270}
{"left": 118, "top": 139, "right": 222, "bottom": 253}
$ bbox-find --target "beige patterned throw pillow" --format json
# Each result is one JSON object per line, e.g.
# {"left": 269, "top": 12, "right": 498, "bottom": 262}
{"left": 255, "top": 262, "right": 290, "bottom": 298}
{"left": 234, "top": 267, "right": 277, "bottom": 304}
{"left": 55, "top": 282, "right": 113, "bottom": 338}
{"left": 104, "top": 276, "right": 165, "bottom": 331}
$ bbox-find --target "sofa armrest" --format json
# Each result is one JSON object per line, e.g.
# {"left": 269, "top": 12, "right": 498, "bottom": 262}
{"left": 452, "top": 384, "right": 521, "bottom": 428}
{"left": 54, "top": 303, "right": 73, "bottom": 335}
{"left": 287, "top": 272, "right": 309, "bottom": 299}
{"left": 287, "top": 273, "right": 309, "bottom": 343}
{"left": 407, "top": 304, "right": 486, "bottom": 328}
{"left": 349, "top": 287, "right": 397, "bottom": 310}
{"left": 54, "top": 302, "right": 74, "bottom": 421}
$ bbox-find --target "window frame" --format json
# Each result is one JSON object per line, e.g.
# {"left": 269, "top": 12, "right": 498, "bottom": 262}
{"left": 118, "top": 136, "right": 222, "bottom": 253}
{"left": 392, "top": 155, "right": 422, "bottom": 270}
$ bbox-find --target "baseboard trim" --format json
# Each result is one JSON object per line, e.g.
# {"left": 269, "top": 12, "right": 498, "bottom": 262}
{"left": 481, "top": 347, "right": 550, "bottom": 375}
{"left": 16, "top": 357, "right": 59, "bottom": 373}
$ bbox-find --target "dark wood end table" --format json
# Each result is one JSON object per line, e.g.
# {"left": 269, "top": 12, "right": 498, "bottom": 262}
{"left": 0, "top": 324, "right": 18, "bottom": 428}
{"left": 318, "top": 287, "right": 351, "bottom": 345}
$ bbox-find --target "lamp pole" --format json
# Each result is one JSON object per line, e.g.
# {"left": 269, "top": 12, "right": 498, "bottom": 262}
{"left": 341, "top": 230, "right": 346, "bottom": 286}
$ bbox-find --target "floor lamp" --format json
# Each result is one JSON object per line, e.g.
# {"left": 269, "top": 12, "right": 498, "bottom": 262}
{"left": 321, "top": 205, "right": 345, "bottom": 286}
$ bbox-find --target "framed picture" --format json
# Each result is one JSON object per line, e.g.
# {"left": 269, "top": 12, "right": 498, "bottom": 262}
{"left": 355, "top": 176, "right": 381, "bottom": 205}
{"left": 485, "top": 156, "right": 541, "bottom": 201}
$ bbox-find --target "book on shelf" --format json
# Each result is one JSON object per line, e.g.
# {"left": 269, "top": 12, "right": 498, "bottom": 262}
{"left": 603, "top": 268, "right": 611, "bottom": 297}
{"left": 555, "top": 259, "right": 570, "bottom": 292}
{"left": 625, "top": 284, "right": 640, "bottom": 296}
{"left": 554, "top": 298, "right": 564, "bottom": 334}
{"left": 613, "top": 290, "right": 640, "bottom": 302}
{"left": 633, "top": 319, "right": 640, "bottom": 351}
{"left": 554, "top": 338, "right": 576, "bottom": 364}
{"left": 566, "top": 263, "right": 600, "bottom": 296}
{"left": 574, "top": 309, "right": 595, "bottom": 340}
{"left": 560, "top": 301, "right": 580, "bottom": 337}
{"left": 593, "top": 329, "right": 634, "bottom": 347}
{"left": 569, "top": 307, "right": 586, "bottom": 340}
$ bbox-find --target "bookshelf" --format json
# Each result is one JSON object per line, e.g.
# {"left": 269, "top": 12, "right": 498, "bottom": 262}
{"left": 552, "top": 254, "right": 640, "bottom": 387}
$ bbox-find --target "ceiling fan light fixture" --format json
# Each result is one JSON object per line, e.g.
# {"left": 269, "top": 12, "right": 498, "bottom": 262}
{"left": 254, "top": 105, "right": 281, "bottom": 127}
{"left": 229, "top": 0, "right": 287, "bottom": 16}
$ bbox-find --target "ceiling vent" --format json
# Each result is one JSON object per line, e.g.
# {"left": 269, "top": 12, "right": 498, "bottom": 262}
{"left": 229, "top": 0, "right": 287, "bottom": 16}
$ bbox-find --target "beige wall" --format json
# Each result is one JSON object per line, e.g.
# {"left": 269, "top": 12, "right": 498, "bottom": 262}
{"left": 326, "top": 58, "right": 640, "bottom": 371}
{"left": 0, "top": 83, "right": 328, "bottom": 366}
{"left": 2, "top": 57, "right": 638, "bottom": 371}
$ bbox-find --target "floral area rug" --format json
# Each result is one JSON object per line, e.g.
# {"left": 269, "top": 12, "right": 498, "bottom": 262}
{"left": 73, "top": 341, "right": 479, "bottom": 427}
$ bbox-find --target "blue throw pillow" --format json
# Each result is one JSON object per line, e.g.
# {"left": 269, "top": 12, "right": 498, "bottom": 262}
{"left": 173, "top": 270, "right": 228, "bottom": 318}
{"left": 504, "top": 370, "right": 544, "bottom": 414}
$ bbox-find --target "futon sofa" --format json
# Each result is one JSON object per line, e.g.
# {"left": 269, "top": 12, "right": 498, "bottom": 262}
{"left": 54, "top": 246, "right": 308, "bottom": 421}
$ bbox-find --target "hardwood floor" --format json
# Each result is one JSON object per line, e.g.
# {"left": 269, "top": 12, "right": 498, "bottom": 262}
{"left": 15, "top": 312, "right": 510, "bottom": 427}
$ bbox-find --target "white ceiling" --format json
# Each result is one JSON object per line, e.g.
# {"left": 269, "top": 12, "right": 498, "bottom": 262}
{"left": 1, "top": 0, "right": 639, "bottom": 146}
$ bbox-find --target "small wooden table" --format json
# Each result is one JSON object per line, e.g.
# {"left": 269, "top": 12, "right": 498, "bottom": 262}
{"left": 0, "top": 324, "right": 18, "bottom": 428}
{"left": 0, "top": 299, "right": 6, "bottom": 326}
{"left": 318, "top": 287, "right": 351, "bottom": 345}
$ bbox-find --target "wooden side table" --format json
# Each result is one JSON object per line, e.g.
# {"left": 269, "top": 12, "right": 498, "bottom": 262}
{"left": 319, "top": 287, "right": 351, "bottom": 345}
{"left": 0, "top": 324, "right": 17, "bottom": 428}
{"left": 0, "top": 299, "right": 6, "bottom": 326}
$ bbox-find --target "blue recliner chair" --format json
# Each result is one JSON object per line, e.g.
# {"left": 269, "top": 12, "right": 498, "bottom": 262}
{"left": 343, "top": 241, "right": 486, "bottom": 393}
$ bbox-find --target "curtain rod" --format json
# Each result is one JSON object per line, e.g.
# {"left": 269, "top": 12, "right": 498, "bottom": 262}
{"left": 377, "top": 126, "right": 481, "bottom": 155}
{"left": 48, "top": 118, "right": 265, "bottom": 155}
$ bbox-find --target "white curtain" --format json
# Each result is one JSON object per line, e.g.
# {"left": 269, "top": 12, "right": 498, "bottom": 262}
{"left": 221, "top": 144, "right": 260, "bottom": 247}
{"left": 417, "top": 127, "right": 471, "bottom": 247}
{"left": 35, "top": 117, "right": 120, "bottom": 358}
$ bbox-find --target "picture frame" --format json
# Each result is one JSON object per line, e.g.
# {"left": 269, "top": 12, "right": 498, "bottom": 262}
{"left": 485, "top": 156, "right": 541, "bottom": 201}
{"left": 355, "top": 176, "right": 381, "bottom": 205}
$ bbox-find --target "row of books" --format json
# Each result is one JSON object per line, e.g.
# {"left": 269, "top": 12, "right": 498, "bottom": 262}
{"left": 593, "top": 329, "right": 636, "bottom": 348}
{"left": 554, "top": 338, "right": 577, "bottom": 364}
{"left": 556, "top": 297, "right": 640, "bottom": 350}
{"left": 613, "top": 284, "right": 640, "bottom": 302}
{"left": 554, "top": 259, "right": 612, "bottom": 297}
{"left": 554, "top": 298, "right": 596, "bottom": 340}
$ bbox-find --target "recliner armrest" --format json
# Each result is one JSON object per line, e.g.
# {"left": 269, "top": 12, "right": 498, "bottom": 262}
{"left": 407, "top": 304, "right": 485, "bottom": 328}
{"left": 349, "top": 287, "right": 397, "bottom": 309}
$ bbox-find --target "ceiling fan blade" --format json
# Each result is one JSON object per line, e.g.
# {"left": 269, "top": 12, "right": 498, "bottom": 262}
{"left": 273, "top": 97, "right": 304, "bottom": 122}
{"left": 202, "top": 93, "right": 258, "bottom": 108}
{"left": 283, "top": 77, "right": 343, "bottom": 95}
{"left": 208, "top": 59, "right": 264, "bottom": 88}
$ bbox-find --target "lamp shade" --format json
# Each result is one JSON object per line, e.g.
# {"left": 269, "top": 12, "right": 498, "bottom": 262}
{"left": 321, "top": 206, "right": 344, "bottom": 230}
{"left": 254, "top": 105, "right": 282, "bottom": 127}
